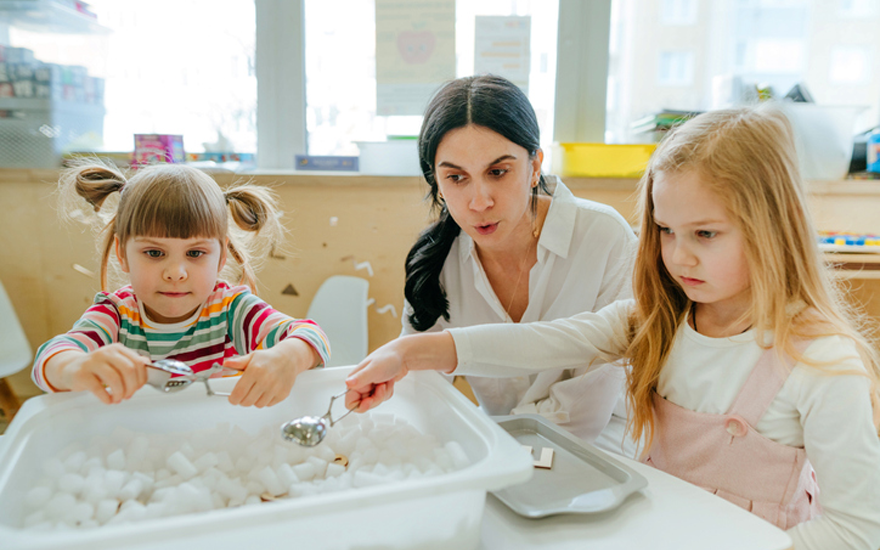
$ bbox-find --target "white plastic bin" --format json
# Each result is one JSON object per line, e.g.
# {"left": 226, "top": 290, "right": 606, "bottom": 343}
{"left": 357, "top": 140, "right": 422, "bottom": 176}
{"left": 0, "top": 368, "right": 532, "bottom": 550}
{"left": 780, "top": 103, "right": 865, "bottom": 181}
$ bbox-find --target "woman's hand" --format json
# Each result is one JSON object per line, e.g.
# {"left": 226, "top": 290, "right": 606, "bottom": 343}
{"left": 345, "top": 332, "right": 458, "bottom": 412}
{"left": 223, "top": 337, "right": 319, "bottom": 408}
{"left": 48, "top": 344, "right": 149, "bottom": 404}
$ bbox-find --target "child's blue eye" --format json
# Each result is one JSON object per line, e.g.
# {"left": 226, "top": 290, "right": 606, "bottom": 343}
{"left": 697, "top": 230, "right": 717, "bottom": 239}
{"left": 145, "top": 250, "right": 163, "bottom": 258}
{"left": 658, "top": 226, "right": 672, "bottom": 235}
{"left": 187, "top": 250, "right": 205, "bottom": 258}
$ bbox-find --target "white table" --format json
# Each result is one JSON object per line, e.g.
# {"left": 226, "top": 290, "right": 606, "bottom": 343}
{"left": 480, "top": 454, "right": 793, "bottom": 550}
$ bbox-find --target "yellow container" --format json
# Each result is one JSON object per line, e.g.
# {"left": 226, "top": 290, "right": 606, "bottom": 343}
{"left": 552, "top": 143, "right": 657, "bottom": 178}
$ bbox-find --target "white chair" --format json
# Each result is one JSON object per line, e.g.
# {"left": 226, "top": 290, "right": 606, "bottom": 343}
{"left": 0, "top": 280, "right": 33, "bottom": 421}
{"left": 306, "top": 275, "right": 369, "bottom": 368}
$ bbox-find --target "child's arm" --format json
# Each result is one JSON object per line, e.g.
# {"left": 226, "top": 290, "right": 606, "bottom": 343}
{"left": 224, "top": 337, "right": 321, "bottom": 408}
{"left": 786, "top": 337, "right": 880, "bottom": 550}
{"left": 223, "top": 287, "right": 330, "bottom": 407}
{"left": 345, "top": 300, "right": 633, "bottom": 412}
{"left": 42, "top": 345, "right": 149, "bottom": 404}
{"left": 32, "top": 290, "right": 150, "bottom": 402}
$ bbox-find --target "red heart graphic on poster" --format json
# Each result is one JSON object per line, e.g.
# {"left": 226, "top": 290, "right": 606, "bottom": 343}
{"left": 397, "top": 31, "right": 435, "bottom": 64}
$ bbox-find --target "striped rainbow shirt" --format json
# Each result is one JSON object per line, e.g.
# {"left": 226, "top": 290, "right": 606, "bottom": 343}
{"left": 32, "top": 282, "right": 331, "bottom": 392}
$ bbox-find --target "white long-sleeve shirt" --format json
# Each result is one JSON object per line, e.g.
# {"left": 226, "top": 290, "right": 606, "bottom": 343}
{"left": 449, "top": 299, "right": 880, "bottom": 550}
{"left": 402, "top": 177, "right": 638, "bottom": 455}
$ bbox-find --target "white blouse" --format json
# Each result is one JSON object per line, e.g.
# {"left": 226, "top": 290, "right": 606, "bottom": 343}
{"left": 448, "top": 299, "right": 880, "bottom": 550}
{"left": 401, "top": 177, "right": 638, "bottom": 455}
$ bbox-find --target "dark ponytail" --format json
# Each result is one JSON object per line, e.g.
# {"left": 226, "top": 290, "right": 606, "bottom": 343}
{"left": 404, "top": 74, "right": 549, "bottom": 331}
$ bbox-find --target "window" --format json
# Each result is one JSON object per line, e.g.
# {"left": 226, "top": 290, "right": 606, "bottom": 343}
{"left": 5, "top": 0, "right": 256, "bottom": 155}
{"left": 607, "top": 0, "right": 880, "bottom": 143}
{"left": 303, "top": 0, "right": 559, "bottom": 157}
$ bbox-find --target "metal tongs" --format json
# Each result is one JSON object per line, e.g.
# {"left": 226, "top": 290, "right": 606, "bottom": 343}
{"left": 146, "top": 359, "right": 234, "bottom": 397}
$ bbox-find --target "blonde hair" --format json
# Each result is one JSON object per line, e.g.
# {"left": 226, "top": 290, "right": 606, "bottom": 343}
{"left": 59, "top": 160, "right": 284, "bottom": 293}
{"left": 625, "top": 104, "right": 880, "bottom": 449}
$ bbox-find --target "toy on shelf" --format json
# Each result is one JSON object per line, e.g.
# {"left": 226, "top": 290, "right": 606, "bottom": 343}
{"left": 818, "top": 231, "right": 880, "bottom": 253}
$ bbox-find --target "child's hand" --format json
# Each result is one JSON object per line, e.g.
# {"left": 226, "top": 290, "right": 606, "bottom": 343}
{"left": 50, "top": 344, "right": 149, "bottom": 404}
{"left": 223, "top": 338, "right": 319, "bottom": 408}
{"left": 344, "top": 332, "right": 458, "bottom": 413}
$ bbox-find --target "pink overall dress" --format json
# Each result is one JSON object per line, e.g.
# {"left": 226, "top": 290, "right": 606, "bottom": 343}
{"left": 644, "top": 346, "right": 822, "bottom": 530}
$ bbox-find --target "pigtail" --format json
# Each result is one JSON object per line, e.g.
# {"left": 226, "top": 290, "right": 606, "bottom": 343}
{"left": 223, "top": 185, "right": 285, "bottom": 295}
{"left": 404, "top": 207, "right": 460, "bottom": 331}
{"left": 56, "top": 159, "right": 130, "bottom": 292}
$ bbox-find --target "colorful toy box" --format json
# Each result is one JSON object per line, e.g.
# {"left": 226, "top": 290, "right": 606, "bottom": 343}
{"left": 133, "top": 134, "right": 184, "bottom": 167}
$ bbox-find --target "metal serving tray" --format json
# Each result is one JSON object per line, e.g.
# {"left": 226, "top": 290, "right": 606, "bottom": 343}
{"left": 491, "top": 414, "right": 648, "bottom": 518}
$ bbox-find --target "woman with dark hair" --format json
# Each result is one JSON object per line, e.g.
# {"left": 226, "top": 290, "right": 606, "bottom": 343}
{"left": 403, "top": 75, "right": 637, "bottom": 455}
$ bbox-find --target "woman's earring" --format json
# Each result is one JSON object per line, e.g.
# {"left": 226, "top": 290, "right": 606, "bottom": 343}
{"left": 438, "top": 191, "right": 444, "bottom": 200}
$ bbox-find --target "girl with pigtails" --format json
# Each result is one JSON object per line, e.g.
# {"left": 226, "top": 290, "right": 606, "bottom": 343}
{"left": 32, "top": 162, "right": 330, "bottom": 408}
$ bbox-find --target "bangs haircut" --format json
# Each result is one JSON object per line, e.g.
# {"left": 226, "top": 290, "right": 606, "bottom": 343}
{"left": 116, "top": 165, "right": 227, "bottom": 244}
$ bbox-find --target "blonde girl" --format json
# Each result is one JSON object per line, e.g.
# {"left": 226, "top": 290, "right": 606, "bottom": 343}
{"left": 33, "top": 162, "right": 329, "bottom": 408}
{"left": 344, "top": 106, "right": 880, "bottom": 550}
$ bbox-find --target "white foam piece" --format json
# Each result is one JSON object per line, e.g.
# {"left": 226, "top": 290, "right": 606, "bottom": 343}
{"left": 276, "top": 463, "right": 300, "bottom": 487}
{"left": 94, "top": 498, "right": 119, "bottom": 525}
{"left": 444, "top": 441, "right": 470, "bottom": 470}
{"left": 305, "top": 456, "right": 328, "bottom": 478}
{"left": 353, "top": 437, "right": 374, "bottom": 454}
{"left": 144, "top": 501, "right": 169, "bottom": 519}
{"left": 372, "top": 463, "right": 389, "bottom": 478}
{"left": 103, "top": 470, "right": 126, "bottom": 497}
{"left": 352, "top": 470, "right": 385, "bottom": 488}
{"left": 80, "top": 457, "right": 103, "bottom": 474}
{"left": 155, "top": 468, "right": 171, "bottom": 482}
{"left": 65, "top": 501, "right": 95, "bottom": 524}
{"left": 211, "top": 492, "right": 226, "bottom": 510}
{"left": 291, "top": 462, "right": 317, "bottom": 482}
{"left": 153, "top": 474, "right": 182, "bottom": 490}
{"left": 244, "top": 495, "right": 262, "bottom": 506}
{"left": 126, "top": 436, "right": 150, "bottom": 466}
{"left": 216, "top": 476, "right": 247, "bottom": 502}
{"left": 57, "top": 472, "right": 85, "bottom": 495}
{"left": 324, "top": 462, "right": 345, "bottom": 478}
{"left": 106, "top": 449, "right": 126, "bottom": 471}
{"left": 258, "top": 466, "right": 286, "bottom": 496}
{"left": 45, "top": 492, "right": 77, "bottom": 520}
{"left": 361, "top": 448, "right": 379, "bottom": 466}
{"left": 167, "top": 451, "right": 198, "bottom": 480}
{"left": 335, "top": 430, "right": 359, "bottom": 455}
{"left": 313, "top": 445, "right": 336, "bottom": 463}
{"left": 244, "top": 480, "right": 265, "bottom": 497}
{"left": 23, "top": 511, "right": 47, "bottom": 528}
{"left": 117, "top": 478, "right": 144, "bottom": 502}
{"left": 234, "top": 456, "right": 254, "bottom": 475}
{"left": 378, "top": 449, "right": 402, "bottom": 467}
{"left": 82, "top": 480, "right": 109, "bottom": 505}
{"left": 178, "top": 442, "right": 196, "bottom": 460}
{"left": 215, "top": 451, "right": 234, "bottom": 473}
{"left": 371, "top": 412, "right": 395, "bottom": 425}
{"left": 193, "top": 452, "right": 219, "bottom": 473}
{"left": 25, "top": 486, "right": 53, "bottom": 510}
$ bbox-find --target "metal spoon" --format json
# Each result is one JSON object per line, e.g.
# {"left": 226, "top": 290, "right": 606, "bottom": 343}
{"left": 145, "top": 359, "right": 231, "bottom": 397}
{"left": 280, "top": 388, "right": 357, "bottom": 446}
{"left": 146, "top": 359, "right": 196, "bottom": 393}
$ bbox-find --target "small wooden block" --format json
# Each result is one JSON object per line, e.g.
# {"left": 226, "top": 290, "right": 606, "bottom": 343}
{"left": 533, "top": 447, "right": 555, "bottom": 470}
{"left": 333, "top": 454, "right": 349, "bottom": 468}
{"left": 260, "top": 491, "right": 287, "bottom": 501}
